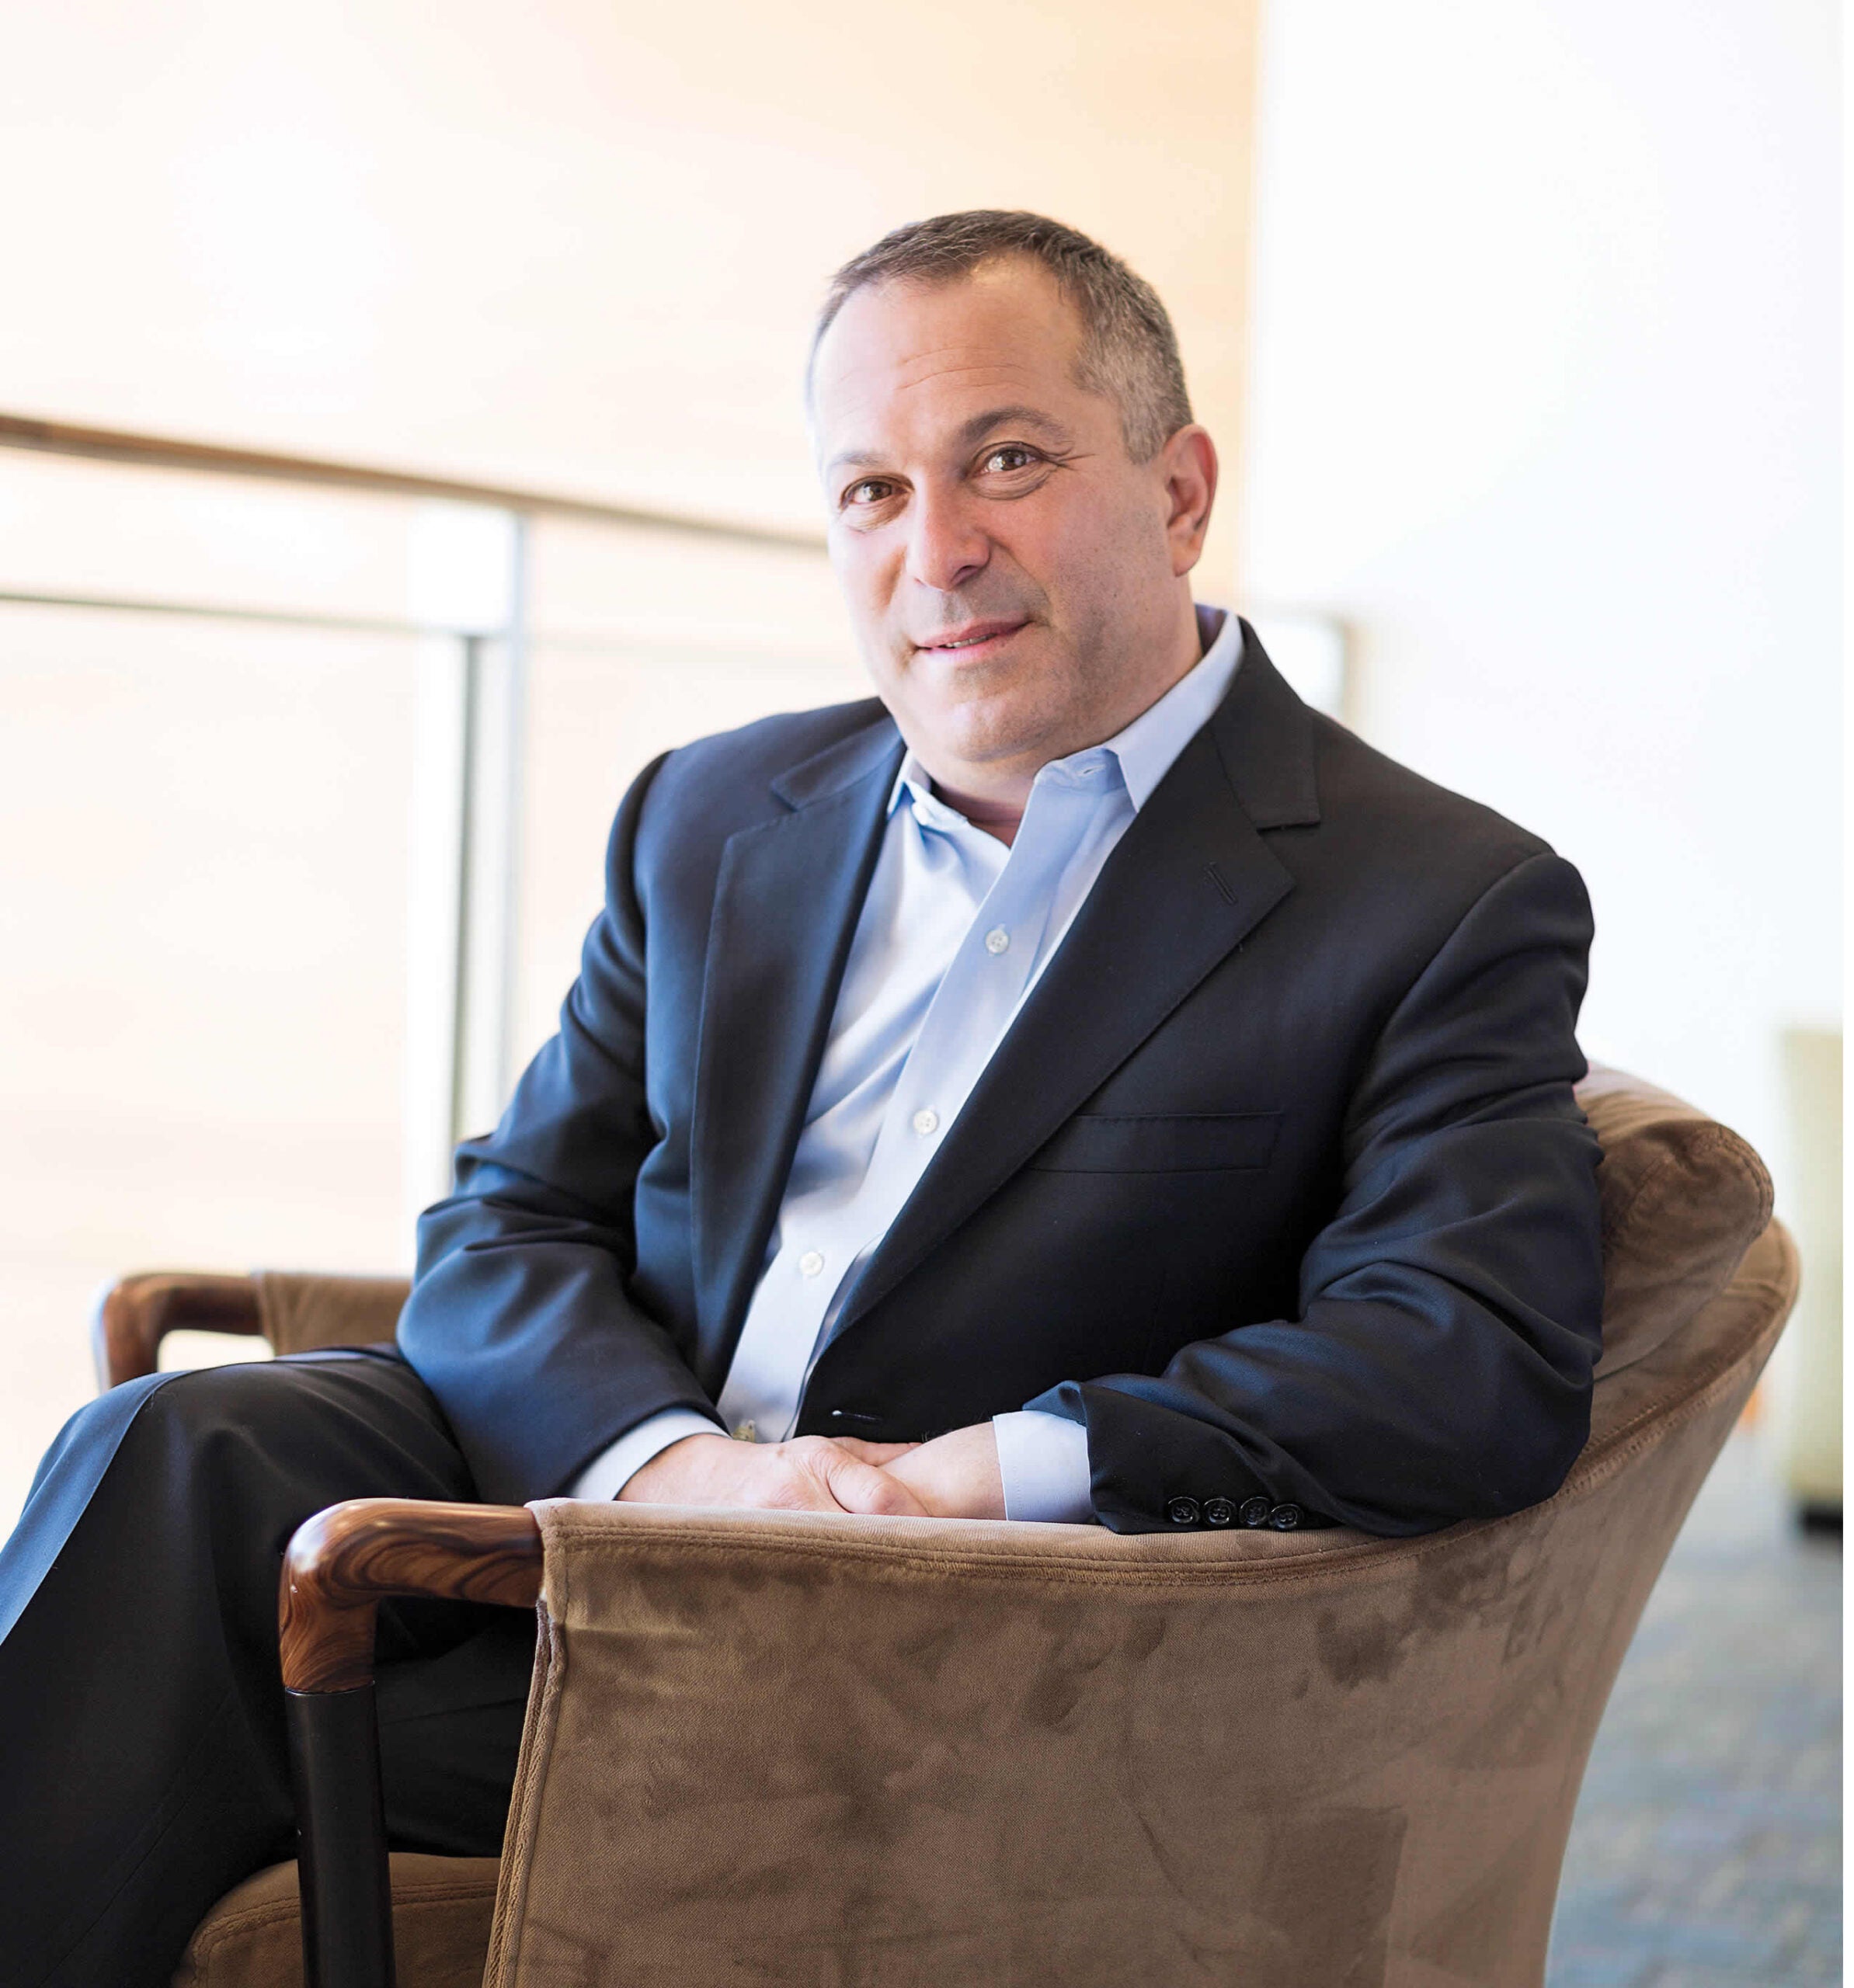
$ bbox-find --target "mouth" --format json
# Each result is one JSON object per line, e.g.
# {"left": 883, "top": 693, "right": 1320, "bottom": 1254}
{"left": 912, "top": 617, "right": 1031, "bottom": 660}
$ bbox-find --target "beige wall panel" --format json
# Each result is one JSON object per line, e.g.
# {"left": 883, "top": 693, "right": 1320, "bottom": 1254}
{"left": 0, "top": 0, "right": 1260, "bottom": 581}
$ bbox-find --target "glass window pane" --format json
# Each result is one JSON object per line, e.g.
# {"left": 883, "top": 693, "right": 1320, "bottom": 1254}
{"left": 512, "top": 518, "right": 864, "bottom": 1068}
{"left": 0, "top": 603, "right": 419, "bottom": 1519}
{"left": 513, "top": 634, "right": 869, "bottom": 1069}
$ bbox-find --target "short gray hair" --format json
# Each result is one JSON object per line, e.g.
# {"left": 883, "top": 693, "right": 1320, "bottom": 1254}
{"left": 810, "top": 210, "right": 1194, "bottom": 462}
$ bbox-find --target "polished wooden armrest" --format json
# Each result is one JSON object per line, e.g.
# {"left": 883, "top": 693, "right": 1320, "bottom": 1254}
{"left": 278, "top": 1498, "right": 542, "bottom": 1988}
{"left": 90, "top": 1271, "right": 262, "bottom": 1391}
{"left": 280, "top": 1497, "right": 544, "bottom": 1691}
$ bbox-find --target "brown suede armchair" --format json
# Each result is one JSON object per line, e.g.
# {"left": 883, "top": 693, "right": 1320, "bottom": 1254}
{"left": 117, "top": 1068, "right": 1792, "bottom": 1988}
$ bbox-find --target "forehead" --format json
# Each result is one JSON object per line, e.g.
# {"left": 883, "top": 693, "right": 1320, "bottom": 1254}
{"left": 811, "top": 259, "right": 1097, "bottom": 457}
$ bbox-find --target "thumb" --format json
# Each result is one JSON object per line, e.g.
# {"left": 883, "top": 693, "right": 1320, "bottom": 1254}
{"left": 818, "top": 1448, "right": 929, "bottom": 1518}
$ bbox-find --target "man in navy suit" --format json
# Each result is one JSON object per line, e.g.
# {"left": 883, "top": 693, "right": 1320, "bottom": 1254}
{"left": 0, "top": 211, "right": 1602, "bottom": 1986}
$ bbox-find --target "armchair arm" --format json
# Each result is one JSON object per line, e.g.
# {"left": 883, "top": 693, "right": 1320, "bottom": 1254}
{"left": 91, "top": 1269, "right": 411, "bottom": 1392}
{"left": 278, "top": 1499, "right": 542, "bottom": 1988}
{"left": 90, "top": 1271, "right": 262, "bottom": 1390}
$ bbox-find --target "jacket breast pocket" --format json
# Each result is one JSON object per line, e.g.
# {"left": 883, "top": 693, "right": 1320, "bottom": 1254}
{"left": 1028, "top": 1111, "right": 1282, "bottom": 1174}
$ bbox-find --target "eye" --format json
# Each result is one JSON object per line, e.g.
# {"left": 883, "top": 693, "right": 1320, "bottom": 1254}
{"left": 979, "top": 444, "right": 1042, "bottom": 474}
{"left": 840, "top": 477, "right": 898, "bottom": 509}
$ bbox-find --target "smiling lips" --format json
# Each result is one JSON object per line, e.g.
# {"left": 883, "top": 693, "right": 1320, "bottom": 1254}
{"left": 914, "top": 617, "right": 1030, "bottom": 657}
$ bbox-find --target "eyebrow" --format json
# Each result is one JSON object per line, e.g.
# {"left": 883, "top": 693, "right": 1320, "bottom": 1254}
{"left": 823, "top": 405, "right": 1076, "bottom": 477}
{"left": 955, "top": 405, "right": 1074, "bottom": 450}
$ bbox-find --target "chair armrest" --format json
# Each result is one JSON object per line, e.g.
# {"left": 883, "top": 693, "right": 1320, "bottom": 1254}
{"left": 90, "top": 1271, "right": 262, "bottom": 1391}
{"left": 280, "top": 1497, "right": 543, "bottom": 1692}
{"left": 277, "top": 1498, "right": 541, "bottom": 1988}
{"left": 91, "top": 1268, "right": 412, "bottom": 1392}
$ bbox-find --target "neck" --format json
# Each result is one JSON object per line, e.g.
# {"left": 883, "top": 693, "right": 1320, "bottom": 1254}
{"left": 927, "top": 783, "right": 1024, "bottom": 847}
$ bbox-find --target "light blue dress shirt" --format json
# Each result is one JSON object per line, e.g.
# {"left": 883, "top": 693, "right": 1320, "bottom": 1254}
{"left": 571, "top": 606, "right": 1246, "bottom": 1519}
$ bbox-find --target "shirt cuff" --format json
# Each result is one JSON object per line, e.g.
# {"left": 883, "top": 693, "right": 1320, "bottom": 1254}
{"left": 566, "top": 1409, "right": 725, "bottom": 1501}
{"left": 993, "top": 1409, "right": 1094, "bottom": 1524}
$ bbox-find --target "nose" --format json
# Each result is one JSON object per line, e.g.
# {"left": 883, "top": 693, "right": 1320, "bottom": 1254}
{"left": 904, "top": 484, "right": 990, "bottom": 593}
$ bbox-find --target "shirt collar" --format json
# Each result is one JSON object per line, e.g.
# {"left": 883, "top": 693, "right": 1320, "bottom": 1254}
{"left": 890, "top": 603, "right": 1244, "bottom": 820}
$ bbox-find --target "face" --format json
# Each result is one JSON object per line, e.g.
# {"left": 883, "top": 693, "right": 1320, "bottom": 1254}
{"left": 809, "top": 257, "right": 1216, "bottom": 801}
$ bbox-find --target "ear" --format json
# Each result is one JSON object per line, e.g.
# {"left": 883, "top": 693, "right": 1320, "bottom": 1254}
{"left": 1158, "top": 426, "right": 1218, "bottom": 577}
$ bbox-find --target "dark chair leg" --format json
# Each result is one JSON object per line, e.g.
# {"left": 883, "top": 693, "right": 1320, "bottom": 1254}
{"left": 287, "top": 1685, "right": 396, "bottom": 1988}
{"left": 279, "top": 1498, "right": 544, "bottom": 1988}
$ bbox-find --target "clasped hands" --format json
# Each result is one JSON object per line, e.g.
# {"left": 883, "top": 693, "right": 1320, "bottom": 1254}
{"left": 618, "top": 1423, "right": 1004, "bottom": 1519}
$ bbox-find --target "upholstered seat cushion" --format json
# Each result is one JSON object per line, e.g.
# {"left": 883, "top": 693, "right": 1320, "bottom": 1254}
{"left": 172, "top": 1854, "right": 498, "bottom": 1987}
{"left": 1575, "top": 1065, "right": 1774, "bottom": 1378}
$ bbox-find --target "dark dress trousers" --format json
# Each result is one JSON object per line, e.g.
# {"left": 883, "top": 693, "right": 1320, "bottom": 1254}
{"left": 402, "top": 627, "right": 1604, "bottom": 1534}
{"left": 0, "top": 627, "right": 1602, "bottom": 1986}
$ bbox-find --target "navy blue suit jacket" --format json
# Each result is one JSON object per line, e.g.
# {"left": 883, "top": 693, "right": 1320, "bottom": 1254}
{"left": 399, "top": 627, "right": 1604, "bottom": 1534}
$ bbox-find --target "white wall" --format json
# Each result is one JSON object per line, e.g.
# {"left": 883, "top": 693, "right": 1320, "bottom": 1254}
{"left": 1239, "top": 0, "right": 1842, "bottom": 1204}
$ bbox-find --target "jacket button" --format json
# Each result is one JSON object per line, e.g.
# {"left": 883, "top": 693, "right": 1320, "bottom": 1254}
{"left": 1239, "top": 1496, "right": 1272, "bottom": 1527}
{"left": 1268, "top": 1503, "right": 1303, "bottom": 1531}
{"left": 1166, "top": 1496, "right": 1201, "bottom": 1526}
{"left": 1203, "top": 1496, "right": 1236, "bottom": 1527}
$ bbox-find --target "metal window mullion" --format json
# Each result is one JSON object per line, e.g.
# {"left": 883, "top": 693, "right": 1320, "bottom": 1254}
{"left": 451, "top": 513, "right": 529, "bottom": 1150}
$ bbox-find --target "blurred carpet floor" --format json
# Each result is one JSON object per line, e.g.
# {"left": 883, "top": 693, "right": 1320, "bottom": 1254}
{"left": 1546, "top": 1427, "right": 1842, "bottom": 1986}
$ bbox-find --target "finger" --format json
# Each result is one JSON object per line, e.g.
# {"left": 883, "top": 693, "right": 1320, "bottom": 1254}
{"left": 755, "top": 1466, "right": 851, "bottom": 1514}
{"left": 816, "top": 1450, "right": 928, "bottom": 1517}
{"left": 832, "top": 1438, "right": 921, "bottom": 1465}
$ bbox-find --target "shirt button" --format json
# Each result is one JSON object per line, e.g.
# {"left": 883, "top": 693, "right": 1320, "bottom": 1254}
{"left": 798, "top": 1250, "right": 825, "bottom": 1277}
{"left": 911, "top": 1107, "right": 939, "bottom": 1136}
{"left": 985, "top": 926, "right": 1010, "bottom": 954}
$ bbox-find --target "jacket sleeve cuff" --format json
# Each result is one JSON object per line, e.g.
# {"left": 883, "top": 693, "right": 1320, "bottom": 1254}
{"left": 993, "top": 1409, "right": 1095, "bottom": 1524}
{"left": 566, "top": 1409, "right": 725, "bottom": 1501}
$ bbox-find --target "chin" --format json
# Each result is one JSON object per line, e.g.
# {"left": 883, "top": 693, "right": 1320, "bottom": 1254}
{"left": 939, "top": 712, "right": 1060, "bottom": 772}
{"left": 887, "top": 667, "right": 1065, "bottom": 774}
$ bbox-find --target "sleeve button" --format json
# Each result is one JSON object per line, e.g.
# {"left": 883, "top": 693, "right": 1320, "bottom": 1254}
{"left": 1202, "top": 1496, "right": 1236, "bottom": 1527}
{"left": 1239, "top": 1496, "right": 1273, "bottom": 1527}
{"left": 1268, "top": 1503, "right": 1303, "bottom": 1531}
{"left": 1166, "top": 1496, "right": 1202, "bottom": 1526}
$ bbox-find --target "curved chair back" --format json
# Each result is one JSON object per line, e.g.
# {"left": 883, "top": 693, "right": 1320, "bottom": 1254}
{"left": 484, "top": 1070, "right": 1793, "bottom": 1988}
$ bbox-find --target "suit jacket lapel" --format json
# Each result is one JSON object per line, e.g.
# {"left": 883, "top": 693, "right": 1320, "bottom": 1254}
{"left": 691, "top": 715, "right": 903, "bottom": 1352}
{"left": 830, "top": 634, "right": 1320, "bottom": 1340}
